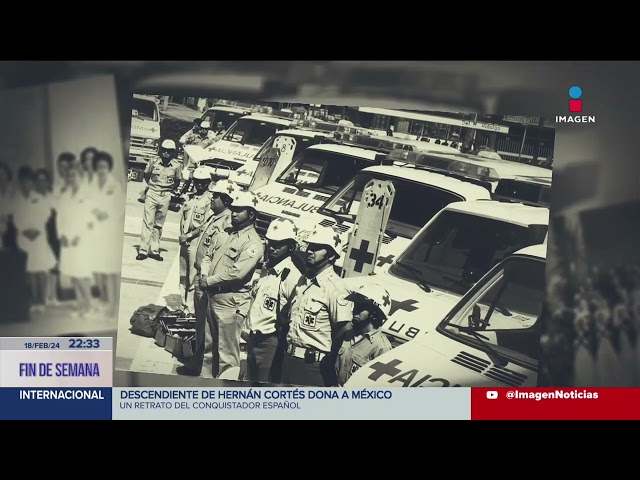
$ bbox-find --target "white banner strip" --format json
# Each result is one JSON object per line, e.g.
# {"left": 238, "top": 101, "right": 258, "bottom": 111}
{"left": 112, "top": 387, "right": 471, "bottom": 420}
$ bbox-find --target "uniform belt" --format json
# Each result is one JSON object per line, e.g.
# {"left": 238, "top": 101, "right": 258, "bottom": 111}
{"left": 286, "top": 344, "right": 327, "bottom": 362}
{"left": 208, "top": 284, "right": 250, "bottom": 294}
{"left": 249, "top": 330, "right": 277, "bottom": 338}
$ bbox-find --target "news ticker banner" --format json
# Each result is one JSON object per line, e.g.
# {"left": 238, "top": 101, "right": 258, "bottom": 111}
{"left": 111, "top": 387, "right": 640, "bottom": 420}
{"left": 2, "top": 337, "right": 640, "bottom": 420}
{"left": 0, "top": 337, "right": 112, "bottom": 420}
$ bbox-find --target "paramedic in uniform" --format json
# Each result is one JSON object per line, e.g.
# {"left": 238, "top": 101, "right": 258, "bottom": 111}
{"left": 199, "top": 190, "right": 263, "bottom": 378}
{"left": 177, "top": 178, "right": 235, "bottom": 377}
{"left": 184, "top": 120, "right": 215, "bottom": 148}
{"left": 283, "top": 225, "right": 353, "bottom": 387}
{"left": 137, "top": 139, "right": 182, "bottom": 261}
{"left": 180, "top": 121, "right": 216, "bottom": 196}
{"left": 246, "top": 218, "right": 304, "bottom": 383}
{"left": 334, "top": 283, "right": 393, "bottom": 386}
{"left": 178, "top": 166, "right": 213, "bottom": 311}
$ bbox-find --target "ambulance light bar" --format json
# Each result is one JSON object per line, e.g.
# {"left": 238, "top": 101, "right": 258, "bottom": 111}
{"left": 329, "top": 133, "right": 413, "bottom": 153}
{"left": 448, "top": 159, "right": 500, "bottom": 182}
{"left": 212, "top": 100, "right": 255, "bottom": 111}
{"left": 387, "top": 149, "right": 500, "bottom": 182}
{"left": 318, "top": 136, "right": 394, "bottom": 155}
{"left": 387, "top": 149, "right": 453, "bottom": 171}
{"left": 296, "top": 119, "right": 341, "bottom": 132}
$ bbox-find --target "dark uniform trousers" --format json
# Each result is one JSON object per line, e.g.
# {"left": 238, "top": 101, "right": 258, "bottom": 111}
{"left": 282, "top": 350, "right": 334, "bottom": 387}
{"left": 270, "top": 326, "right": 288, "bottom": 384}
{"left": 247, "top": 331, "right": 279, "bottom": 383}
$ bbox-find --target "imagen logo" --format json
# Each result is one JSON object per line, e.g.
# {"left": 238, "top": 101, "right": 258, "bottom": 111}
{"left": 486, "top": 391, "right": 498, "bottom": 400}
{"left": 569, "top": 85, "right": 582, "bottom": 112}
{"left": 556, "top": 85, "right": 596, "bottom": 124}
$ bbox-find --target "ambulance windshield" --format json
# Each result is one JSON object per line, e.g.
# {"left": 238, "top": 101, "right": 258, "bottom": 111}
{"left": 222, "top": 118, "right": 285, "bottom": 147}
{"left": 319, "top": 172, "right": 464, "bottom": 238}
{"left": 441, "top": 256, "right": 546, "bottom": 360}
{"left": 132, "top": 98, "right": 158, "bottom": 121}
{"left": 391, "top": 210, "right": 548, "bottom": 295}
{"left": 277, "top": 150, "right": 375, "bottom": 195}
{"left": 202, "top": 110, "right": 242, "bottom": 131}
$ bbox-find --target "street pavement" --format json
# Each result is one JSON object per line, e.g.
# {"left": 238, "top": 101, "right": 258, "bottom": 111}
{"left": 115, "top": 179, "right": 232, "bottom": 382}
{"left": 114, "top": 180, "right": 187, "bottom": 376}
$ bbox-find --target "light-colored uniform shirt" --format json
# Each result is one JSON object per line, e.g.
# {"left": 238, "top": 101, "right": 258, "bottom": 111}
{"left": 247, "top": 256, "right": 303, "bottom": 335}
{"left": 184, "top": 132, "right": 215, "bottom": 148}
{"left": 194, "top": 209, "right": 232, "bottom": 273}
{"left": 180, "top": 192, "right": 213, "bottom": 239}
{"left": 335, "top": 329, "right": 392, "bottom": 386}
{"left": 145, "top": 157, "right": 183, "bottom": 193}
{"left": 184, "top": 133, "right": 216, "bottom": 171}
{"left": 287, "top": 267, "right": 353, "bottom": 353}
{"left": 201, "top": 224, "right": 264, "bottom": 293}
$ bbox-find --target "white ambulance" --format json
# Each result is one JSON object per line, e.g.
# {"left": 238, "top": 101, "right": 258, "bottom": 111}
{"left": 246, "top": 134, "right": 464, "bottom": 228}
{"left": 129, "top": 94, "right": 161, "bottom": 176}
{"left": 335, "top": 134, "right": 461, "bottom": 156}
{"left": 228, "top": 127, "right": 337, "bottom": 189}
{"left": 344, "top": 244, "right": 547, "bottom": 388}
{"left": 388, "top": 149, "right": 554, "bottom": 207}
{"left": 183, "top": 114, "right": 295, "bottom": 174}
{"left": 340, "top": 199, "right": 549, "bottom": 347}
{"left": 296, "top": 160, "right": 496, "bottom": 273}
{"left": 415, "top": 150, "right": 554, "bottom": 188}
{"left": 251, "top": 142, "right": 393, "bottom": 237}
{"left": 199, "top": 103, "right": 253, "bottom": 137}
{"left": 178, "top": 104, "right": 252, "bottom": 148}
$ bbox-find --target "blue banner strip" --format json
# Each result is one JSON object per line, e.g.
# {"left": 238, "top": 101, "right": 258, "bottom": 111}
{"left": 0, "top": 388, "right": 112, "bottom": 420}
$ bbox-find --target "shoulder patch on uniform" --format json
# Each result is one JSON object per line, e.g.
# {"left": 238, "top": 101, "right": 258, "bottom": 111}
{"left": 337, "top": 292, "right": 351, "bottom": 307}
{"left": 247, "top": 245, "right": 259, "bottom": 258}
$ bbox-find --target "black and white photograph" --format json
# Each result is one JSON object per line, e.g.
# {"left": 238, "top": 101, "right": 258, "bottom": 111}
{"left": 114, "top": 93, "right": 556, "bottom": 388}
{"left": 0, "top": 75, "right": 126, "bottom": 338}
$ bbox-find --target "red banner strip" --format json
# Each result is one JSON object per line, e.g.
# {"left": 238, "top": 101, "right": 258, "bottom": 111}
{"left": 471, "top": 388, "right": 640, "bottom": 420}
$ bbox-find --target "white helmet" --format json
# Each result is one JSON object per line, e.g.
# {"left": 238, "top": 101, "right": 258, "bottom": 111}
{"left": 161, "top": 139, "right": 177, "bottom": 150}
{"left": 266, "top": 218, "right": 298, "bottom": 243}
{"left": 200, "top": 120, "right": 211, "bottom": 129}
{"left": 192, "top": 166, "right": 212, "bottom": 181}
{"left": 346, "top": 282, "right": 392, "bottom": 319}
{"left": 231, "top": 190, "right": 260, "bottom": 210}
{"left": 209, "top": 179, "right": 237, "bottom": 197}
{"left": 305, "top": 224, "right": 342, "bottom": 257}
